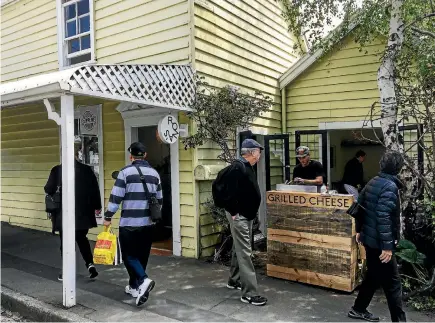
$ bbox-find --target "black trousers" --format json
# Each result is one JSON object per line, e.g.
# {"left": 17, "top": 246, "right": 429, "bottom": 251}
{"left": 354, "top": 246, "right": 406, "bottom": 322}
{"left": 119, "top": 226, "right": 153, "bottom": 289}
{"left": 59, "top": 229, "right": 94, "bottom": 268}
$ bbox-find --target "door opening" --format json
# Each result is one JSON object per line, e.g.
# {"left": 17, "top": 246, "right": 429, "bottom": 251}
{"left": 137, "top": 126, "right": 173, "bottom": 253}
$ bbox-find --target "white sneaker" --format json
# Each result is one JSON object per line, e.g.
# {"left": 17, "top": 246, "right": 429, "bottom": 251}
{"left": 125, "top": 285, "right": 139, "bottom": 298}
{"left": 136, "top": 278, "right": 155, "bottom": 306}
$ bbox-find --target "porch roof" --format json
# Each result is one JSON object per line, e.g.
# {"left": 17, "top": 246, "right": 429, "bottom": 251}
{"left": 0, "top": 64, "right": 195, "bottom": 111}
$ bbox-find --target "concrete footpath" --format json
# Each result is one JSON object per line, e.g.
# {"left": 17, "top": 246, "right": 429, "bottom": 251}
{"left": 1, "top": 223, "right": 431, "bottom": 322}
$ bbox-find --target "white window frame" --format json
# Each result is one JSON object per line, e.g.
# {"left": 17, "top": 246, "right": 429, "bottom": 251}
{"left": 56, "top": 0, "right": 96, "bottom": 69}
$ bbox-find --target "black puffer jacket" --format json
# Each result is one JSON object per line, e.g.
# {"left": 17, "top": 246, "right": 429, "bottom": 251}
{"left": 357, "top": 172, "right": 403, "bottom": 251}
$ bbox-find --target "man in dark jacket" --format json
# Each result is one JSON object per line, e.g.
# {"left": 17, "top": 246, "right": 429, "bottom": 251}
{"left": 348, "top": 151, "right": 406, "bottom": 322}
{"left": 224, "top": 139, "right": 267, "bottom": 306}
{"left": 342, "top": 150, "right": 366, "bottom": 198}
{"left": 45, "top": 143, "right": 102, "bottom": 281}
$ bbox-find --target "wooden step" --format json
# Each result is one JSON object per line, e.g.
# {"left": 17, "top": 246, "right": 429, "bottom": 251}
{"left": 150, "top": 247, "right": 172, "bottom": 256}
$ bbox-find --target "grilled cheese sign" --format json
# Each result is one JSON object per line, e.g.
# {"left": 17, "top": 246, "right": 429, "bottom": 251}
{"left": 266, "top": 191, "right": 353, "bottom": 210}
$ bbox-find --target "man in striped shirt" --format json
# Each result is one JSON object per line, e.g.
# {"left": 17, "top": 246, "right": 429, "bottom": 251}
{"left": 104, "top": 142, "right": 163, "bottom": 306}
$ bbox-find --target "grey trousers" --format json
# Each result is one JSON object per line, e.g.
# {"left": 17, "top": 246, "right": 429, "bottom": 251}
{"left": 226, "top": 212, "right": 258, "bottom": 297}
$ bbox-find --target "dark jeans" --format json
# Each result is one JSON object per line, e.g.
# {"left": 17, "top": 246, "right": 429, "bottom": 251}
{"left": 59, "top": 229, "right": 93, "bottom": 268}
{"left": 354, "top": 246, "right": 406, "bottom": 322}
{"left": 119, "top": 226, "right": 153, "bottom": 289}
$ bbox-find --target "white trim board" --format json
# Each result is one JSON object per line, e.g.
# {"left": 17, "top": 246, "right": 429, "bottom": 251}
{"left": 319, "top": 120, "right": 381, "bottom": 130}
{"left": 121, "top": 105, "right": 182, "bottom": 256}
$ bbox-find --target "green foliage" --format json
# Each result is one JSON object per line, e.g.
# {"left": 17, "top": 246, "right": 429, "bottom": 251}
{"left": 396, "top": 239, "right": 418, "bottom": 250}
{"left": 408, "top": 296, "right": 435, "bottom": 312}
{"left": 396, "top": 248, "right": 427, "bottom": 265}
{"left": 182, "top": 76, "right": 273, "bottom": 163}
{"left": 396, "top": 239, "right": 426, "bottom": 265}
{"left": 204, "top": 199, "right": 229, "bottom": 235}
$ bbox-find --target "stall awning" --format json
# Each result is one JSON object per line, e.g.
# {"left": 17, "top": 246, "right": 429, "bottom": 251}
{"left": 0, "top": 64, "right": 195, "bottom": 111}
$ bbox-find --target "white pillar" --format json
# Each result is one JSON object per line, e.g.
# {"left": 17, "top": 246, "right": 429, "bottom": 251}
{"left": 61, "top": 94, "right": 76, "bottom": 308}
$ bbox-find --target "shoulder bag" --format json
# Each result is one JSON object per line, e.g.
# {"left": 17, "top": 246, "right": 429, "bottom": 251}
{"left": 135, "top": 165, "right": 162, "bottom": 222}
{"left": 45, "top": 168, "right": 62, "bottom": 213}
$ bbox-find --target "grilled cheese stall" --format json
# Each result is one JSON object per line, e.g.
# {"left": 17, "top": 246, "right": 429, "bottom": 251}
{"left": 266, "top": 185, "right": 359, "bottom": 292}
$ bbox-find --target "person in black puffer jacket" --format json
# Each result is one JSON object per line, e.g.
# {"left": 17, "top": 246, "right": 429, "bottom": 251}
{"left": 348, "top": 151, "right": 406, "bottom": 322}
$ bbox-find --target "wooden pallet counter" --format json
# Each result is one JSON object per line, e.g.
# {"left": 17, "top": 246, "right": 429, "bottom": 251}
{"left": 266, "top": 190, "right": 359, "bottom": 292}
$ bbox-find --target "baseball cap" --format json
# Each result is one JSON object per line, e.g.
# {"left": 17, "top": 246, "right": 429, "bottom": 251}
{"left": 241, "top": 139, "right": 264, "bottom": 150}
{"left": 128, "top": 142, "right": 147, "bottom": 157}
{"left": 296, "top": 146, "right": 310, "bottom": 158}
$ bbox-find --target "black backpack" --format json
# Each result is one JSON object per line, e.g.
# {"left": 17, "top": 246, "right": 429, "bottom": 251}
{"left": 212, "top": 160, "right": 246, "bottom": 208}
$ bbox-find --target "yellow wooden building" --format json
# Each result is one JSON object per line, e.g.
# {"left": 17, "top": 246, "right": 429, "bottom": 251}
{"left": 1, "top": 0, "right": 299, "bottom": 259}
{"left": 280, "top": 34, "right": 423, "bottom": 192}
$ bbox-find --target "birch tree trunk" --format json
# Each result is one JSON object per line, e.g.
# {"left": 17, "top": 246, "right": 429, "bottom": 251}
{"left": 377, "top": 0, "right": 414, "bottom": 238}
{"left": 377, "top": 0, "right": 404, "bottom": 152}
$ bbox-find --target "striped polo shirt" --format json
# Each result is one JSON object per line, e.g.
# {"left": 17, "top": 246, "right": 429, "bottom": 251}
{"left": 104, "top": 160, "right": 163, "bottom": 227}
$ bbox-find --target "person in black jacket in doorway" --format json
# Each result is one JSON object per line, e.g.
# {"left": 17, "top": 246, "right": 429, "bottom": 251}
{"left": 224, "top": 139, "right": 267, "bottom": 306}
{"left": 342, "top": 150, "right": 366, "bottom": 198}
{"left": 45, "top": 141, "right": 102, "bottom": 281}
{"left": 348, "top": 151, "right": 406, "bottom": 322}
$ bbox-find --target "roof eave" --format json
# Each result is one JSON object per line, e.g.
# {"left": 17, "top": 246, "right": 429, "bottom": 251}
{"left": 279, "top": 47, "right": 324, "bottom": 90}
{"left": 1, "top": 82, "right": 69, "bottom": 108}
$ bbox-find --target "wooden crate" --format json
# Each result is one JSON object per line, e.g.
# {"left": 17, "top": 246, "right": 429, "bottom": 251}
{"left": 266, "top": 191, "right": 359, "bottom": 292}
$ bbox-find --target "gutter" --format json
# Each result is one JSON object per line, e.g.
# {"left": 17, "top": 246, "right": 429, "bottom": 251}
{"left": 281, "top": 88, "right": 287, "bottom": 133}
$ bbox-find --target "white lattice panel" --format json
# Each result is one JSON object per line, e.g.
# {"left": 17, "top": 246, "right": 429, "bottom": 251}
{"left": 68, "top": 64, "right": 195, "bottom": 108}
{"left": 1, "top": 64, "right": 195, "bottom": 109}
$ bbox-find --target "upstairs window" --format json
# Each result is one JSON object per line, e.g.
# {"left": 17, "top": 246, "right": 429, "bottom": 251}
{"left": 57, "top": 0, "right": 95, "bottom": 68}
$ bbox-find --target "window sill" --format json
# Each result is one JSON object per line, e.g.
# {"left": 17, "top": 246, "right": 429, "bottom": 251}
{"left": 59, "top": 59, "right": 97, "bottom": 71}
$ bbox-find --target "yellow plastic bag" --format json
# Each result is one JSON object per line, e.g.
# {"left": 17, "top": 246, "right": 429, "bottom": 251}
{"left": 93, "top": 226, "right": 122, "bottom": 265}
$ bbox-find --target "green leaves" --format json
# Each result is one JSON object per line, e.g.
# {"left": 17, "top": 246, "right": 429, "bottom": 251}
{"left": 396, "top": 239, "right": 427, "bottom": 265}
{"left": 182, "top": 76, "right": 273, "bottom": 163}
{"left": 396, "top": 239, "right": 417, "bottom": 250}
{"left": 396, "top": 249, "right": 426, "bottom": 265}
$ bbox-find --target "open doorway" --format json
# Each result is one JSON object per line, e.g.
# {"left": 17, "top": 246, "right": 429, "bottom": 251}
{"left": 137, "top": 126, "right": 173, "bottom": 253}
{"left": 328, "top": 128, "right": 385, "bottom": 191}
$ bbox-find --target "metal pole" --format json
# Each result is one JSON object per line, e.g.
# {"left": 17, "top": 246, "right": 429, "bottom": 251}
{"left": 61, "top": 94, "right": 76, "bottom": 308}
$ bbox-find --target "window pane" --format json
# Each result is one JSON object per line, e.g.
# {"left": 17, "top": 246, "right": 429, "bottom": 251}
{"left": 79, "top": 15, "right": 90, "bottom": 33}
{"left": 66, "top": 20, "right": 77, "bottom": 37}
{"left": 65, "top": 4, "right": 76, "bottom": 20}
{"left": 68, "top": 39, "right": 80, "bottom": 53}
{"left": 70, "top": 53, "right": 91, "bottom": 65}
{"left": 81, "top": 35, "right": 90, "bottom": 50}
{"left": 78, "top": 0, "right": 89, "bottom": 15}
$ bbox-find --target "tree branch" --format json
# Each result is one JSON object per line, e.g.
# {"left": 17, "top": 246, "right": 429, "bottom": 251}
{"left": 403, "top": 13, "right": 435, "bottom": 30}
{"left": 411, "top": 26, "right": 435, "bottom": 38}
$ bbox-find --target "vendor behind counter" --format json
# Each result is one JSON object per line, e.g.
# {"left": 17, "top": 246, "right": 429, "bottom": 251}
{"left": 292, "top": 146, "right": 325, "bottom": 192}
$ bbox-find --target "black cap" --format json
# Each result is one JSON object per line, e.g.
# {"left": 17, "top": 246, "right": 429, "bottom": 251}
{"left": 128, "top": 142, "right": 146, "bottom": 157}
{"left": 241, "top": 139, "right": 264, "bottom": 150}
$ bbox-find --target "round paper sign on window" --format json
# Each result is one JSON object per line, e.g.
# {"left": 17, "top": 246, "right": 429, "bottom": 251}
{"left": 157, "top": 115, "right": 179, "bottom": 144}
